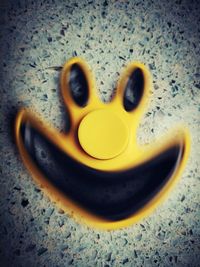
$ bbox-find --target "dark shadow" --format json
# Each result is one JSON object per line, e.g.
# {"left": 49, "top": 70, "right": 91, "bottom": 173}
{"left": 20, "top": 120, "right": 184, "bottom": 221}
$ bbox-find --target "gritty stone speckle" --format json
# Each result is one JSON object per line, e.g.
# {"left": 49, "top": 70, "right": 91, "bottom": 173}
{"left": 0, "top": 0, "right": 200, "bottom": 266}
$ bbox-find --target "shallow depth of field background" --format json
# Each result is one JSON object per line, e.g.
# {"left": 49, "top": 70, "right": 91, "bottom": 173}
{"left": 0, "top": 0, "right": 200, "bottom": 266}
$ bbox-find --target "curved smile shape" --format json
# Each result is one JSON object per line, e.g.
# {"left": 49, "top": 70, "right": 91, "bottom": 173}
{"left": 15, "top": 58, "right": 190, "bottom": 229}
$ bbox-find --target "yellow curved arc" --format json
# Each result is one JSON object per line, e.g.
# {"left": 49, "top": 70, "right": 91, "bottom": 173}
{"left": 15, "top": 109, "right": 190, "bottom": 230}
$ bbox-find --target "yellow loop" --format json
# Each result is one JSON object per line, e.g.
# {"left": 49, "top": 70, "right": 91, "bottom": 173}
{"left": 78, "top": 109, "right": 129, "bottom": 159}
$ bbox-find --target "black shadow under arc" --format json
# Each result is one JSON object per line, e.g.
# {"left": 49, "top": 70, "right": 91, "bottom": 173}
{"left": 19, "top": 120, "right": 184, "bottom": 221}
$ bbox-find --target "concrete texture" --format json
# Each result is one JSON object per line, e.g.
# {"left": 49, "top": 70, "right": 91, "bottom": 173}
{"left": 0, "top": 0, "right": 200, "bottom": 266}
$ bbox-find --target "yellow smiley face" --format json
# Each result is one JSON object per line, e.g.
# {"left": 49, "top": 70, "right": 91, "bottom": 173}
{"left": 15, "top": 57, "right": 190, "bottom": 230}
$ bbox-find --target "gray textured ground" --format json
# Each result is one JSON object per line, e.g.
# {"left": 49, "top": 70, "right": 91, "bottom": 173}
{"left": 0, "top": 0, "right": 200, "bottom": 266}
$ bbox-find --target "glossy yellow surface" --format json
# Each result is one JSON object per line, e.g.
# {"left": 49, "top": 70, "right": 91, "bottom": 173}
{"left": 78, "top": 109, "right": 129, "bottom": 159}
{"left": 15, "top": 57, "right": 190, "bottom": 230}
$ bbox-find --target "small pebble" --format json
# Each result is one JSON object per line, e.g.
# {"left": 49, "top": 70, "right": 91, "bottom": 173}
{"left": 135, "top": 234, "right": 142, "bottom": 241}
{"left": 37, "top": 247, "right": 48, "bottom": 256}
{"left": 21, "top": 199, "right": 29, "bottom": 208}
{"left": 122, "top": 258, "right": 129, "bottom": 264}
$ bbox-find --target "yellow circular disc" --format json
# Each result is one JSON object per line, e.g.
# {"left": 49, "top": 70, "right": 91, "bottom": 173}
{"left": 78, "top": 109, "right": 129, "bottom": 159}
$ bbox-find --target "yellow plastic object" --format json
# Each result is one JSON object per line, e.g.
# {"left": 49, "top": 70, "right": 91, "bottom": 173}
{"left": 15, "top": 57, "right": 190, "bottom": 230}
{"left": 78, "top": 109, "right": 129, "bottom": 159}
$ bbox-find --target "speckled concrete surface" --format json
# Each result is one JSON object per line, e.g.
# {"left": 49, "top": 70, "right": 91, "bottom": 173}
{"left": 0, "top": 0, "right": 200, "bottom": 266}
